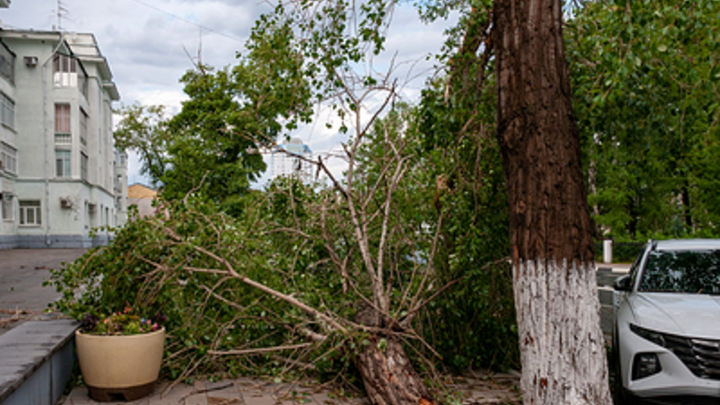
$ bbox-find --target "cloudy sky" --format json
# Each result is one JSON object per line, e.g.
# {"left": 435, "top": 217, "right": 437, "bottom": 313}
{"left": 1, "top": 0, "right": 453, "bottom": 185}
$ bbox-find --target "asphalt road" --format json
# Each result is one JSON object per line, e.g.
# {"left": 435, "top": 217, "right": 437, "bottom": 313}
{"left": 0, "top": 248, "right": 87, "bottom": 335}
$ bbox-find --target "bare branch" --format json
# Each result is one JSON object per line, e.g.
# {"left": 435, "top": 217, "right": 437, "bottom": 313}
{"left": 208, "top": 343, "right": 314, "bottom": 356}
{"left": 183, "top": 245, "right": 348, "bottom": 334}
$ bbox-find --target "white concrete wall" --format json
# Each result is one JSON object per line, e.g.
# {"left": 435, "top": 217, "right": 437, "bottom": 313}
{"left": 0, "top": 31, "right": 125, "bottom": 248}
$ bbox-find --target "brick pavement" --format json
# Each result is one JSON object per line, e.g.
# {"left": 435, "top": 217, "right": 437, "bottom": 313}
{"left": 61, "top": 374, "right": 521, "bottom": 405}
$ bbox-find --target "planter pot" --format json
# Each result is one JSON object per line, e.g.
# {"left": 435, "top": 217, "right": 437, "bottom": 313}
{"left": 75, "top": 327, "right": 165, "bottom": 402}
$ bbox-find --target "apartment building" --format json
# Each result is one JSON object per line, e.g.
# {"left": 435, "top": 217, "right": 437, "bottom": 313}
{"left": 0, "top": 29, "right": 126, "bottom": 249}
{"left": 270, "top": 138, "right": 314, "bottom": 183}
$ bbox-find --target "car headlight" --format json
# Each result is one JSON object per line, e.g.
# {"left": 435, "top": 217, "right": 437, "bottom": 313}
{"left": 630, "top": 323, "right": 665, "bottom": 347}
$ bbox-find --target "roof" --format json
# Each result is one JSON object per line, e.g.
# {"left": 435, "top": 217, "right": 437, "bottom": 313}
{"left": 656, "top": 239, "right": 720, "bottom": 251}
{"left": 128, "top": 183, "right": 157, "bottom": 199}
{"left": 0, "top": 29, "right": 120, "bottom": 100}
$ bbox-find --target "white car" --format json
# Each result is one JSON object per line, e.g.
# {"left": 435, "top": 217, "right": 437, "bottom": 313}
{"left": 613, "top": 239, "right": 720, "bottom": 404}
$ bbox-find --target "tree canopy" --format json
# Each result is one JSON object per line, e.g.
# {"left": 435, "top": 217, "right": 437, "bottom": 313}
{"left": 568, "top": 0, "right": 720, "bottom": 239}
{"left": 115, "top": 22, "right": 311, "bottom": 214}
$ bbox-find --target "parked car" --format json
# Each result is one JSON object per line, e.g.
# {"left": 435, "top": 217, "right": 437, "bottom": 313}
{"left": 613, "top": 239, "right": 720, "bottom": 404}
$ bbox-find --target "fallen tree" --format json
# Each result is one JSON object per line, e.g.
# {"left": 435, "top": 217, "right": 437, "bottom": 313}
{"left": 51, "top": 84, "right": 450, "bottom": 405}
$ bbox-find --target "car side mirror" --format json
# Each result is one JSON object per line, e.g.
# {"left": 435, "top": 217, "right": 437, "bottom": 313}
{"left": 614, "top": 274, "right": 633, "bottom": 291}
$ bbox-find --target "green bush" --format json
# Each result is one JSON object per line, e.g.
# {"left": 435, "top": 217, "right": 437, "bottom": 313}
{"left": 48, "top": 198, "right": 351, "bottom": 381}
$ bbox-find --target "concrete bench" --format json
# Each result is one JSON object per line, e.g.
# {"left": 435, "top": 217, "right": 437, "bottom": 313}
{"left": 0, "top": 319, "right": 79, "bottom": 405}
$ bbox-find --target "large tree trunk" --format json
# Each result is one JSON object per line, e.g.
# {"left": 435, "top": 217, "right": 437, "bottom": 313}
{"left": 493, "top": 0, "right": 612, "bottom": 404}
{"left": 355, "top": 307, "right": 435, "bottom": 405}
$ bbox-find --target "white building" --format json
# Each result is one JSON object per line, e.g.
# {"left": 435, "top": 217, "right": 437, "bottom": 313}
{"left": 270, "top": 138, "right": 314, "bottom": 183}
{"left": 0, "top": 29, "right": 126, "bottom": 249}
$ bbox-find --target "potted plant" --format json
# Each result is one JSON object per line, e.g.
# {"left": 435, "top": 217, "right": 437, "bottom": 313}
{"left": 75, "top": 309, "right": 166, "bottom": 402}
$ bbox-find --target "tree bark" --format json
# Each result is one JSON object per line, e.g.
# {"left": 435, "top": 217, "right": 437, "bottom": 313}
{"left": 493, "top": 0, "right": 612, "bottom": 404}
{"left": 355, "top": 307, "right": 435, "bottom": 405}
{"left": 682, "top": 184, "right": 692, "bottom": 231}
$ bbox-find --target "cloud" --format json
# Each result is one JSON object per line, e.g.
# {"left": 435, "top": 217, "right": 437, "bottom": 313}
{"left": 1, "top": 0, "right": 455, "bottom": 186}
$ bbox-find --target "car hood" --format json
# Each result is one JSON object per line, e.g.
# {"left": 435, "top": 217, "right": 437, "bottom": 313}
{"left": 628, "top": 293, "right": 720, "bottom": 338}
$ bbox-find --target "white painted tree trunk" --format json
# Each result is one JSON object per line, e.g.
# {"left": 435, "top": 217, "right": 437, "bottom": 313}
{"left": 513, "top": 260, "right": 612, "bottom": 405}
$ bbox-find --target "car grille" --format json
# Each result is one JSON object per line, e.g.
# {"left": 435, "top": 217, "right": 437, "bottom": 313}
{"left": 662, "top": 333, "right": 720, "bottom": 380}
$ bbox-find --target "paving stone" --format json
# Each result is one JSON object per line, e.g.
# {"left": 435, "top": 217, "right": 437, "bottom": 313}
{"left": 63, "top": 386, "right": 92, "bottom": 405}
{"left": 153, "top": 382, "right": 198, "bottom": 405}
{"left": 233, "top": 378, "right": 259, "bottom": 388}
{"left": 207, "top": 395, "right": 244, "bottom": 405}
{"left": 193, "top": 380, "right": 207, "bottom": 391}
{"left": 243, "top": 393, "right": 279, "bottom": 405}
{"left": 205, "top": 380, "right": 238, "bottom": 391}
{"left": 307, "top": 392, "right": 338, "bottom": 405}
{"left": 184, "top": 393, "right": 210, "bottom": 405}
{"left": 63, "top": 375, "right": 520, "bottom": 405}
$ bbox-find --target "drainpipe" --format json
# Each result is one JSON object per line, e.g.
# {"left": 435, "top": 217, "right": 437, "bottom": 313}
{"left": 41, "top": 34, "right": 65, "bottom": 246}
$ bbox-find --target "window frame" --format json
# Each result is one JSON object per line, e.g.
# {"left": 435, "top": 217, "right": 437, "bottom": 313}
{"left": 1, "top": 193, "right": 13, "bottom": 221}
{"left": 0, "top": 41, "right": 16, "bottom": 84}
{"left": 81, "top": 151, "right": 88, "bottom": 181}
{"left": 0, "top": 91, "right": 15, "bottom": 129}
{"left": 55, "top": 148, "right": 71, "bottom": 178}
{"left": 19, "top": 200, "right": 41, "bottom": 226}
{"left": 1, "top": 141, "right": 17, "bottom": 175}
{"left": 55, "top": 103, "right": 71, "bottom": 135}
{"left": 52, "top": 54, "right": 88, "bottom": 98}
{"left": 79, "top": 108, "right": 88, "bottom": 146}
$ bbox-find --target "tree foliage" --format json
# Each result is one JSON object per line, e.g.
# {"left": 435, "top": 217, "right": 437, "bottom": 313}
{"left": 568, "top": 0, "right": 720, "bottom": 239}
{"left": 114, "top": 104, "right": 170, "bottom": 185}
{"left": 115, "top": 23, "right": 312, "bottom": 214}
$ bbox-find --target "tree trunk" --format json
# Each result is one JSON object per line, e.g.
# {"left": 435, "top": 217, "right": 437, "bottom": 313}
{"left": 493, "top": 0, "right": 612, "bottom": 404}
{"left": 682, "top": 184, "right": 692, "bottom": 231}
{"left": 355, "top": 307, "right": 435, "bottom": 405}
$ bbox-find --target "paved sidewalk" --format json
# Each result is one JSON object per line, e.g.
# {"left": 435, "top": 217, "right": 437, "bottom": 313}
{"left": 0, "top": 248, "right": 87, "bottom": 335}
{"left": 62, "top": 374, "right": 521, "bottom": 405}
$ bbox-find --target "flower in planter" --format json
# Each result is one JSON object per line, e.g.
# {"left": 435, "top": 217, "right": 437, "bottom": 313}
{"left": 81, "top": 309, "right": 165, "bottom": 336}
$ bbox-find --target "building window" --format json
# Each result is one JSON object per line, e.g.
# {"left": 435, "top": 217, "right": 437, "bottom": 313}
{"left": 55, "top": 149, "right": 71, "bottom": 178}
{"left": 0, "top": 42, "right": 15, "bottom": 84}
{"left": 1, "top": 193, "right": 13, "bottom": 221}
{"left": 55, "top": 103, "right": 71, "bottom": 134}
{"left": 53, "top": 54, "right": 88, "bottom": 97}
{"left": 86, "top": 202, "right": 96, "bottom": 229}
{"left": 80, "top": 108, "right": 88, "bottom": 146}
{"left": 0, "top": 92, "right": 14, "bottom": 129}
{"left": 19, "top": 200, "right": 41, "bottom": 226}
{"left": 81, "top": 152, "right": 88, "bottom": 181}
{"left": 53, "top": 54, "right": 76, "bottom": 86}
{"left": 1, "top": 142, "right": 17, "bottom": 174}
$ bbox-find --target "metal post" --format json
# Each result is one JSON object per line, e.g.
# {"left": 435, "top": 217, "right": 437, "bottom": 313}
{"left": 603, "top": 238, "right": 613, "bottom": 264}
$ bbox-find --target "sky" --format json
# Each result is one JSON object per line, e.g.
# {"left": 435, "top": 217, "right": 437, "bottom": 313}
{"left": 0, "top": 0, "right": 454, "bottom": 186}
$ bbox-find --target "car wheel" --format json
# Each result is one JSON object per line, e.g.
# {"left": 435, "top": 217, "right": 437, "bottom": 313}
{"left": 613, "top": 376, "right": 630, "bottom": 405}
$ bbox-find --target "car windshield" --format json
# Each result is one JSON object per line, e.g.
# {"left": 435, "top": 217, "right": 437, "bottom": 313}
{"left": 640, "top": 250, "right": 720, "bottom": 294}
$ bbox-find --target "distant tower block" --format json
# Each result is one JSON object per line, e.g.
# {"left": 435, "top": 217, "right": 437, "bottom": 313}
{"left": 270, "top": 138, "right": 314, "bottom": 183}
